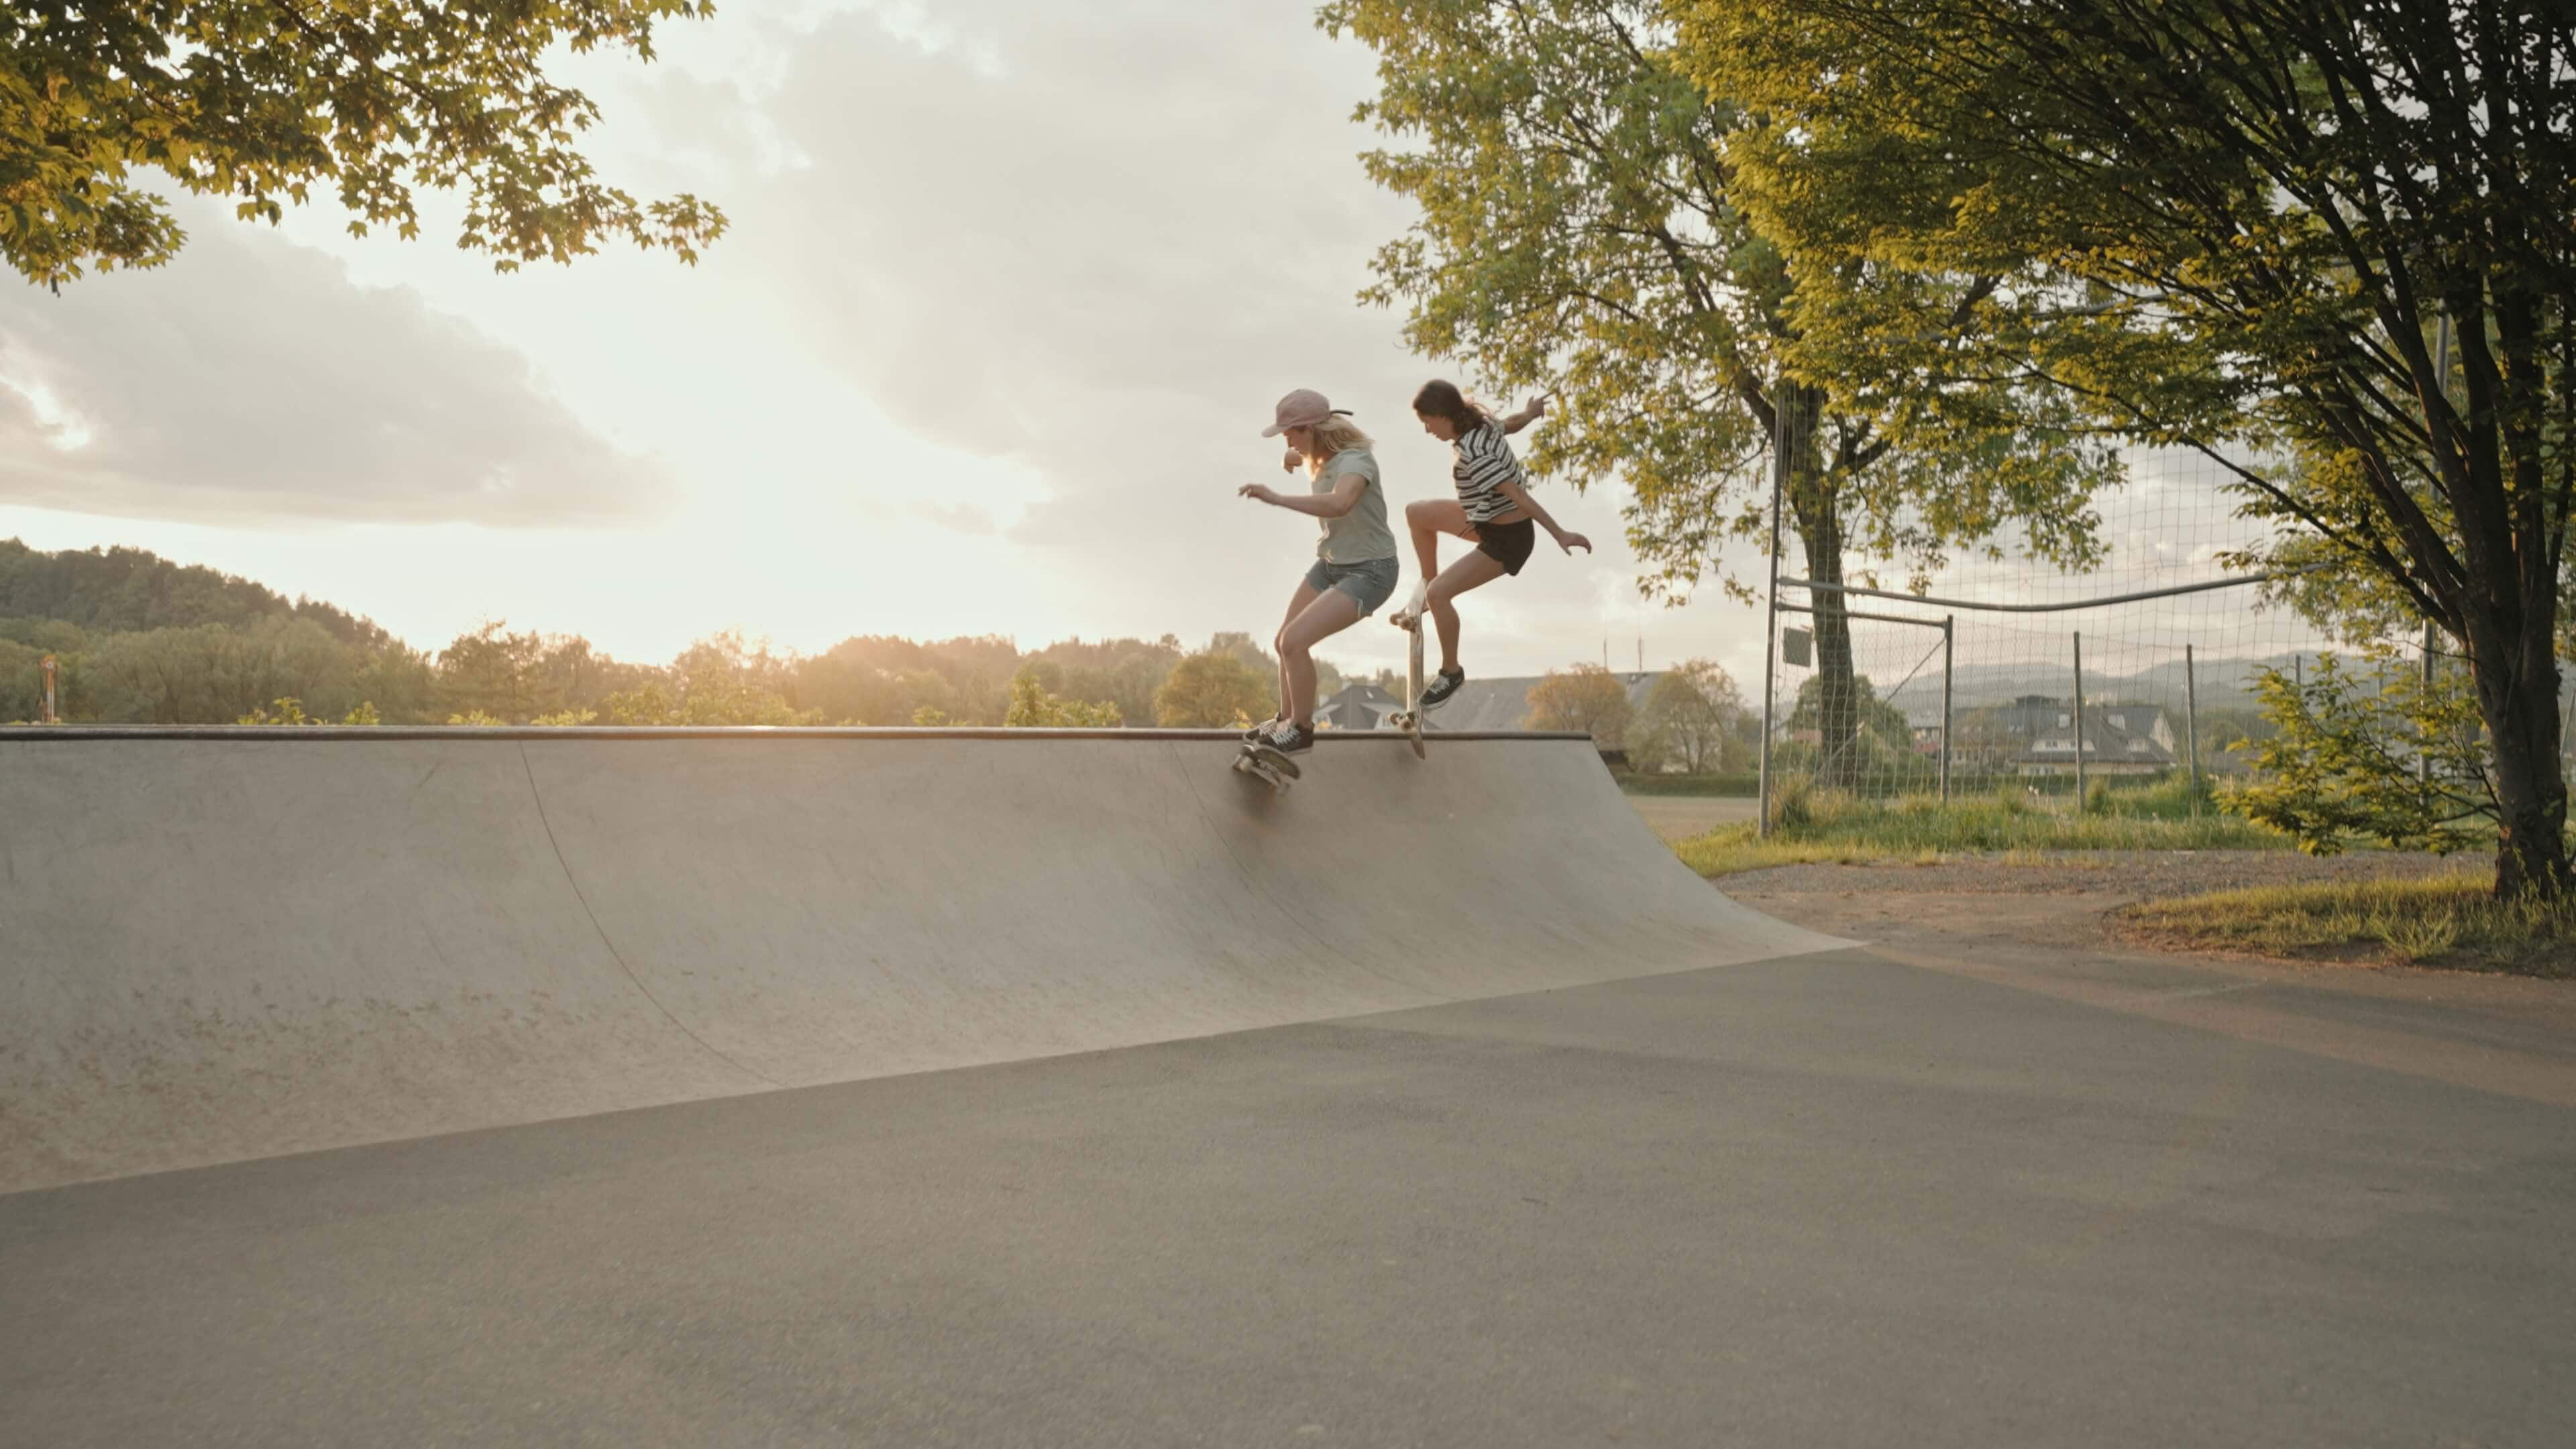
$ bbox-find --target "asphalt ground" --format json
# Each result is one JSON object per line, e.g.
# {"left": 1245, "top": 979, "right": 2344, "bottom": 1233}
{"left": 6, "top": 941, "right": 2569, "bottom": 1448}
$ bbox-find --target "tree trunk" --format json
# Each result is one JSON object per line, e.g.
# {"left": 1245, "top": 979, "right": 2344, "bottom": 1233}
{"left": 1801, "top": 523, "right": 1860, "bottom": 793}
{"left": 2437, "top": 283, "right": 2571, "bottom": 904}
{"left": 2470, "top": 621, "right": 2573, "bottom": 902}
{"left": 1784, "top": 400, "right": 1859, "bottom": 793}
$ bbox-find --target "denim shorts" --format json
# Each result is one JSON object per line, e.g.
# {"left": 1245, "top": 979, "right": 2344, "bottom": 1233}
{"left": 1304, "top": 555, "right": 1400, "bottom": 616}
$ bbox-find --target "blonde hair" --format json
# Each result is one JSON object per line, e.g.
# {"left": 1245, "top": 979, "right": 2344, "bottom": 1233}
{"left": 1301, "top": 415, "right": 1375, "bottom": 477}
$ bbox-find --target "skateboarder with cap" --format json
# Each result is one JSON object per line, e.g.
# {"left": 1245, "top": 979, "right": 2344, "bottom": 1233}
{"left": 1236, "top": 388, "right": 1402, "bottom": 760}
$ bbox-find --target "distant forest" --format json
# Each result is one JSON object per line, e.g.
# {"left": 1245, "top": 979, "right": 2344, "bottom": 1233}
{"left": 0, "top": 539, "right": 1383, "bottom": 727}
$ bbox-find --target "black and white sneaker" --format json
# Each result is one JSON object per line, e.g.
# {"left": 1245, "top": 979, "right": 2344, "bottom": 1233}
{"left": 1242, "top": 716, "right": 1283, "bottom": 743}
{"left": 1265, "top": 722, "right": 1316, "bottom": 755}
{"left": 1419, "top": 668, "right": 1465, "bottom": 710}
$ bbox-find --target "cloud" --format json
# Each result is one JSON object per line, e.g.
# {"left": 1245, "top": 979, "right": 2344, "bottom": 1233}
{"left": 0, "top": 215, "right": 676, "bottom": 527}
{"left": 911, "top": 500, "right": 1001, "bottom": 535}
{"left": 0, "top": 0, "right": 1737, "bottom": 680}
{"left": 580, "top": 0, "right": 1709, "bottom": 670}
{"left": 651, "top": 1, "right": 1434, "bottom": 551}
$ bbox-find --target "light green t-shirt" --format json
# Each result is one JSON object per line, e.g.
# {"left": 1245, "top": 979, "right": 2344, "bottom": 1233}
{"left": 1311, "top": 446, "right": 1399, "bottom": 565}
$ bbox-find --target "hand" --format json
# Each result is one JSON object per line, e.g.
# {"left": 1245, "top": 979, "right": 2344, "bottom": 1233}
{"left": 1521, "top": 396, "right": 1550, "bottom": 423}
{"left": 1556, "top": 529, "right": 1593, "bottom": 555}
{"left": 1239, "top": 482, "right": 1278, "bottom": 505}
{"left": 1281, "top": 448, "right": 1301, "bottom": 474}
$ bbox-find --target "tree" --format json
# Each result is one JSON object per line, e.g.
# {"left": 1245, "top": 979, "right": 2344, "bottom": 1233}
{"left": 237, "top": 696, "right": 378, "bottom": 726}
{"left": 594, "top": 680, "right": 818, "bottom": 727}
{"left": 3, "top": 0, "right": 726, "bottom": 289}
{"left": 1026, "top": 635, "right": 1187, "bottom": 729}
{"left": 82, "top": 615, "right": 366, "bottom": 722}
{"left": 2222, "top": 653, "right": 2490, "bottom": 855}
{"left": 1323, "top": 0, "right": 2116, "bottom": 788}
{"left": 1947, "top": 706, "right": 2024, "bottom": 780}
{"left": 794, "top": 635, "right": 943, "bottom": 726}
{"left": 0, "top": 538, "right": 393, "bottom": 647}
{"left": 431, "top": 621, "right": 653, "bottom": 723}
{"left": 1525, "top": 663, "right": 1632, "bottom": 746}
{"left": 1683, "top": 0, "right": 2575, "bottom": 897}
{"left": 1003, "top": 667, "right": 1122, "bottom": 728}
{"left": 1155, "top": 650, "right": 1271, "bottom": 728}
{"left": 1631, "top": 659, "right": 1744, "bottom": 773}
{"left": 434, "top": 621, "right": 547, "bottom": 723}
{"left": 1785, "top": 673, "right": 1911, "bottom": 752}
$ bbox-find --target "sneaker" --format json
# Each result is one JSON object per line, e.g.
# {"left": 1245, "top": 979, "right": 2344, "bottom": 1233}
{"left": 1242, "top": 716, "right": 1283, "bottom": 743}
{"left": 1265, "top": 722, "right": 1316, "bottom": 755}
{"left": 1419, "top": 667, "right": 1464, "bottom": 710}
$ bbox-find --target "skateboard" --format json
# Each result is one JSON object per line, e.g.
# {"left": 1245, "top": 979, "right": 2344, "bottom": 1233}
{"left": 1385, "top": 586, "right": 1429, "bottom": 759}
{"left": 1232, "top": 739, "right": 1303, "bottom": 793}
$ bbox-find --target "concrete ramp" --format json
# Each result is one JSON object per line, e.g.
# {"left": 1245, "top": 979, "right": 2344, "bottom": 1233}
{"left": 0, "top": 729, "right": 1839, "bottom": 1192}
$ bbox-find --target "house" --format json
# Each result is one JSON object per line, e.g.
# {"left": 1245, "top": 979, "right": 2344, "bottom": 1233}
{"left": 1955, "top": 694, "right": 2179, "bottom": 775}
{"left": 1315, "top": 681, "right": 1405, "bottom": 731}
{"left": 1314, "top": 672, "right": 1662, "bottom": 743}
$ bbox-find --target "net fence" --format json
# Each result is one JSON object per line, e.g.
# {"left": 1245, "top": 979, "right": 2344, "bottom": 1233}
{"left": 1756, "top": 433, "right": 2375, "bottom": 817}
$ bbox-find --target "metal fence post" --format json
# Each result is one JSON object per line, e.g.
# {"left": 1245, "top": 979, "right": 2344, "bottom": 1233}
{"left": 1939, "top": 615, "right": 1953, "bottom": 804}
{"left": 1756, "top": 391, "right": 1788, "bottom": 839}
{"left": 2184, "top": 643, "right": 2200, "bottom": 815}
{"left": 2072, "top": 631, "right": 2087, "bottom": 808}
{"left": 2421, "top": 619, "right": 2435, "bottom": 790}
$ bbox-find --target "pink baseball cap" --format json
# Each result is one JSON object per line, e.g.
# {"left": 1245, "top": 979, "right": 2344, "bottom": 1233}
{"left": 1260, "top": 388, "right": 1352, "bottom": 437}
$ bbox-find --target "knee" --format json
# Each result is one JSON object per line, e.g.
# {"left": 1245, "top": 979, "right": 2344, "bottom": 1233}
{"left": 1405, "top": 500, "right": 1439, "bottom": 528}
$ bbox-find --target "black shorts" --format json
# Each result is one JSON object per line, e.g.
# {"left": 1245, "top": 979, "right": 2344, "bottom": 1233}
{"left": 1472, "top": 517, "right": 1537, "bottom": 576}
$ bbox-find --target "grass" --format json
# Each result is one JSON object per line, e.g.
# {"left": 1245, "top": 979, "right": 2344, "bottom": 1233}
{"left": 2118, "top": 873, "right": 2576, "bottom": 977}
{"left": 1615, "top": 772, "right": 1760, "bottom": 798}
{"left": 1671, "top": 780, "right": 2286, "bottom": 878}
{"left": 1670, "top": 830, "right": 1940, "bottom": 877}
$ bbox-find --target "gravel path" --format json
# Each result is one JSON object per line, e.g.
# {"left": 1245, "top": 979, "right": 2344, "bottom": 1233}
{"left": 1624, "top": 794, "right": 1758, "bottom": 842}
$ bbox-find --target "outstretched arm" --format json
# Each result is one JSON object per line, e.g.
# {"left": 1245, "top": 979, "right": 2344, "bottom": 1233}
{"left": 1497, "top": 478, "right": 1590, "bottom": 554}
{"left": 1241, "top": 472, "right": 1366, "bottom": 519}
{"left": 1500, "top": 396, "right": 1550, "bottom": 435}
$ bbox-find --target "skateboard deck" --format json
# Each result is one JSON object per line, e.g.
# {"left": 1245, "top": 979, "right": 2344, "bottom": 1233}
{"left": 1232, "top": 740, "right": 1302, "bottom": 793}
{"left": 1387, "top": 587, "right": 1428, "bottom": 759}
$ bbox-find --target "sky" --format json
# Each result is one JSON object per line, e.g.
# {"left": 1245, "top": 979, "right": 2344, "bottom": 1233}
{"left": 0, "top": 0, "right": 1780, "bottom": 686}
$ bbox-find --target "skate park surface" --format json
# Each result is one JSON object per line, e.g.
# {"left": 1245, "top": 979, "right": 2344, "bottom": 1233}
{"left": 3, "top": 729, "right": 2569, "bottom": 1446}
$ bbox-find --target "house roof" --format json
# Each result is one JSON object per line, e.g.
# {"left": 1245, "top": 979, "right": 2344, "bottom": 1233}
{"left": 1317, "top": 682, "right": 1403, "bottom": 731}
{"left": 1908, "top": 696, "right": 2179, "bottom": 765}
{"left": 2009, "top": 713, "right": 2176, "bottom": 765}
{"left": 1419, "top": 672, "right": 1660, "bottom": 732}
{"left": 1318, "top": 672, "right": 1662, "bottom": 733}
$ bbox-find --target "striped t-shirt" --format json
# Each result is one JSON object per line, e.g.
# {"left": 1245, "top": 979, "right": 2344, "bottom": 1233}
{"left": 1450, "top": 424, "right": 1524, "bottom": 524}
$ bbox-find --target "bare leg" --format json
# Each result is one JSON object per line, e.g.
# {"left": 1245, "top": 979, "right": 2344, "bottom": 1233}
{"left": 1426, "top": 549, "right": 1509, "bottom": 675}
{"left": 1271, "top": 580, "right": 1322, "bottom": 724}
{"left": 1398, "top": 498, "right": 1474, "bottom": 626}
{"left": 1278, "top": 588, "right": 1365, "bottom": 726}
